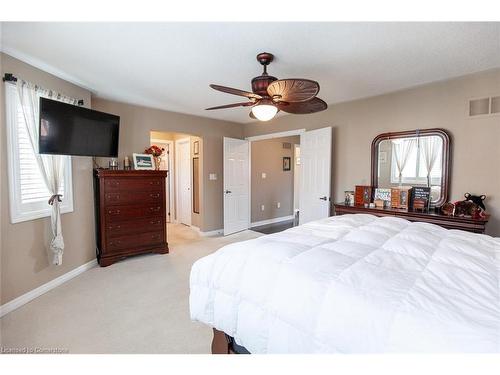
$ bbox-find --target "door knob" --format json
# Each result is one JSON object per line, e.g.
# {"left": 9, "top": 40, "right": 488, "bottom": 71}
{"left": 225, "top": 190, "right": 232, "bottom": 194}
{"left": 319, "top": 196, "right": 328, "bottom": 201}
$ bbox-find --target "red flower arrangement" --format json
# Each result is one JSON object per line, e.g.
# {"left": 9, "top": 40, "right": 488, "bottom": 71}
{"left": 145, "top": 145, "right": 165, "bottom": 157}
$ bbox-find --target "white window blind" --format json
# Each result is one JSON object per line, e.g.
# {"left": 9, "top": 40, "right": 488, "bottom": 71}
{"left": 5, "top": 82, "right": 73, "bottom": 223}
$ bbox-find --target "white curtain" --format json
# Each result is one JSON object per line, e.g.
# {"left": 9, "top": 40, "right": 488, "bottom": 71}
{"left": 392, "top": 139, "right": 416, "bottom": 185}
{"left": 420, "top": 136, "right": 440, "bottom": 187}
{"left": 16, "top": 80, "right": 79, "bottom": 265}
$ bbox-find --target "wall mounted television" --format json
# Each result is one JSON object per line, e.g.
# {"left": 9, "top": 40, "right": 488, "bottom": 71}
{"left": 39, "top": 97, "right": 120, "bottom": 157}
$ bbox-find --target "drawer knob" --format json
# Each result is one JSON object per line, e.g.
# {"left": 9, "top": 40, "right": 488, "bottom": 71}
{"left": 150, "top": 193, "right": 160, "bottom": 198}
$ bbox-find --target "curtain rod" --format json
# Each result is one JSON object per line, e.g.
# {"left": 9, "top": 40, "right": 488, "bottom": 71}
{"left": 3, "top": 73, "right": 85, "bottom": 106}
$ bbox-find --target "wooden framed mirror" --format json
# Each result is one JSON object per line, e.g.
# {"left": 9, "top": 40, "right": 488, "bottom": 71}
{"left": 371, "top": 128, "right": 451, "bottom": 207}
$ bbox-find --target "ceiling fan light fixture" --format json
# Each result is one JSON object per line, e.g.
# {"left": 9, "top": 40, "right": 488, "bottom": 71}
{"left": 251, "top": 102, "right": 278, "bottom": 121}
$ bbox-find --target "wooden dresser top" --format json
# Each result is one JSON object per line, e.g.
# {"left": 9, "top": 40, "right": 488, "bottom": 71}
{"left": 94, "top": 169, "right": 168, "bottom": 178}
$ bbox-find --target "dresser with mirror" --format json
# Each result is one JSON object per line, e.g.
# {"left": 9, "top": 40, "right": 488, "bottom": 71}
{"left": 334, "top": 128, "right": 489, "bottom": 233}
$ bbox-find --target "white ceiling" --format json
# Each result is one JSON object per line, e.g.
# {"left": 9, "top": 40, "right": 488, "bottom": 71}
{"left": 1, "top": 22, "right": 499, "bottom": 123}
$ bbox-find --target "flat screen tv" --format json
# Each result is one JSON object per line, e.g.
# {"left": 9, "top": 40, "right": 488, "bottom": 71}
{"left": 39, "top": 97, "right": 120, "bottom": 157}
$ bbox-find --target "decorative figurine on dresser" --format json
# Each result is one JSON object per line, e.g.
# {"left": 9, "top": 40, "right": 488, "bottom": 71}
{"left": 93, "top": 169, "right": 169, "bottom": 266}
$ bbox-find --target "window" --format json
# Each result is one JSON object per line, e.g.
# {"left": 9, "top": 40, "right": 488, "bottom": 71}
{"left": 5, "top": 83, "right": 73, "bottom": 223}
{"left": 390, "top": 137, "right": 442, "bottom": 185}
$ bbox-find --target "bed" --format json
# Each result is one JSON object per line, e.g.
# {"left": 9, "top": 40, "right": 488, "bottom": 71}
{"left": 189, "top": 214, "right": 500, "bottom": 353}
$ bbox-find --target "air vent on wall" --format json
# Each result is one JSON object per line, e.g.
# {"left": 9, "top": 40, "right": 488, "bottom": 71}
{"left": 468, "top": 95, "right": 500, "bottom": 117}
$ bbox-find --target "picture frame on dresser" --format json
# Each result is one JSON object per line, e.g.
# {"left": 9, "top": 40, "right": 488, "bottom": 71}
{"left": 133, "top": 153, "right": 155, "bottom": 170}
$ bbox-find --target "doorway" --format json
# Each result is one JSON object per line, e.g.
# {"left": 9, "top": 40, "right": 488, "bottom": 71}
{"left": 249, "top": 134, "right": 300, "bottom": 230}
{"left": 150, "top": 131, "right": 203, "bottom": 232}
{"left": 150, "top": 138, "right": 174, "bottom": 223}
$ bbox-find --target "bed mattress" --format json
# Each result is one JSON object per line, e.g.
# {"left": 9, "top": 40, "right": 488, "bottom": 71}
{"left": 189, "top": 214, "right": 500, "bottom": 353}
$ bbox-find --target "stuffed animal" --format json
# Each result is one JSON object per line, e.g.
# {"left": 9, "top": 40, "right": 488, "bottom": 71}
{"left": 464, "top": 193, "right": 486, "bottom": 211}
{"left": 454, "top": 201, "right": 482, "bottom": 218}
{"left": 441, "top": 193, "right": 487, "bottom": 219}
{"left": 441, "top": 202, "right": 455, "bottom": 216}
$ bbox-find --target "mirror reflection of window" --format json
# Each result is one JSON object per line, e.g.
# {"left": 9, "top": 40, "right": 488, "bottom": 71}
{"left": 389, "top": 136, "right": 442, "bottom": 187}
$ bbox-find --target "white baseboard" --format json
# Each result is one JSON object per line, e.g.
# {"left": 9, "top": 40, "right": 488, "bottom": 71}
{"left": 0, "top": 259, "right": 98, "bottom": 318}
{"left": 200, "top": 229, "right": 224, "bottom": 237}
{"left": 191, "top": 226, "right": 223, "bottom": 237}
{"left": 251, "top": 214, "right": 295, "bottom": 228}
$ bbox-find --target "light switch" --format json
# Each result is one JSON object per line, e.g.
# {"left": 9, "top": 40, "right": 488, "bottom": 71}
{"left": 261, "top": 172, "right": 266, "bottom": 179}
{"left": 209, "top": 173, "right": 217, "bottom": 180}
{"left": 276, "top": 202, "right": 281, "bottom": 208}
{"left": 261, "top": 205, "right": 265, "bottom": 211}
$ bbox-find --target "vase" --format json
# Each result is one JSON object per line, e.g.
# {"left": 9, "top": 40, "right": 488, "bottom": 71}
{"left": 154, "top": 156, "right": 161, "bottom": 170}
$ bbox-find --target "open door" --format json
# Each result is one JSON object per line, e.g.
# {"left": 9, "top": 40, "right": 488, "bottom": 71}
{"left": 223, "top": 137, "right": 250, "bottom": 236}
{"left": 176, "top": 138, "right": 192, "bottom": 226}
{"left": 299, "top": 127, "right": 332, "bottom": 224}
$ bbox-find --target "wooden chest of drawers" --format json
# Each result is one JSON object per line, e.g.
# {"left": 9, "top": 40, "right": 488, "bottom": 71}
{"left": 93, "top": 169, "right": 169, "bottom": 266}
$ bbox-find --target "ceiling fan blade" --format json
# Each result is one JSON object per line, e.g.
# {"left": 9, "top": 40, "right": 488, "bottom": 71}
{"left": 277, "top": 97, "right": 328, "bottom": 114}
{"left": 209, "top": 84, "right": 262, "bottom": 100}
{"left": 206, "top": 102, "right": 255, "bottom": 110}
{"left": 267, "top": 79, "right": 320, "bottom": 102}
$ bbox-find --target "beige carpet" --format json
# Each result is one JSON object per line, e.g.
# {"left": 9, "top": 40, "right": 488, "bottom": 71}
{"left": 0, "top": 224, "right": 262, "bottom": 353}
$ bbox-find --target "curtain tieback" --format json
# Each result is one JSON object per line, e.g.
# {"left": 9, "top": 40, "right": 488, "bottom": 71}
{"left": 48, "top": 194, "right": 62, "bottom": 205}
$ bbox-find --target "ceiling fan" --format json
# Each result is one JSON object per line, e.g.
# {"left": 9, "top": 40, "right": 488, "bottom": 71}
{"left": 206, "top": 52, "right": 327, "bottom": 122}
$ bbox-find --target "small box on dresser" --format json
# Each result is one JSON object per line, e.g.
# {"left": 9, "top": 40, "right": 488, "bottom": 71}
{"left": 391, "top": 187, "right": 412, "bottom": 209}
{"left": 93, "top": 169, "right": 169, "bottom": 267}
{"left": 355, "top": 185, "right": 373, "bottom": 206}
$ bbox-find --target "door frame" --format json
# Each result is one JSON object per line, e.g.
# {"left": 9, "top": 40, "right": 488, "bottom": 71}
{"left": 151, "top": 138, "right": 175, "bottom": 222}
{"left": 175, "top": 137, "right": 192, "bottom": 226}
{"left": 293, "top": 143, "right": 301, "bottom": 214}
{"left": 245, "top": 129, "right": 306, "bottom": 227}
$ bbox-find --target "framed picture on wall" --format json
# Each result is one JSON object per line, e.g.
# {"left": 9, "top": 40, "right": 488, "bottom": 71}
{"left": 283, "top": 156, "right": 291, "bottom": 171}
{"left": 132, "top": 153, "right": 154, "bottom": 170}
{"left": 194, "top": 141, "right": 199, "bottom": 155}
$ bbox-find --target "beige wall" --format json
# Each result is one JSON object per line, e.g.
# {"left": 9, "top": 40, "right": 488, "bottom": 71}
{"left": 244, "top": 69, "right": 500, "bottom": 237}
{"left": 92, "top": 98, "right": 243, "bottom": 232}
{"left": 251, "top": 136, "right": 299, "bottom": 223}
{"left": 1, "top": 53, "right": 94, "bottom": 304}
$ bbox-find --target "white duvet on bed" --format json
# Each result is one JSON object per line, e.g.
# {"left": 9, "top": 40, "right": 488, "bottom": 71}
{"left": 189, "top": 214, "right": 500, "bottom": 353}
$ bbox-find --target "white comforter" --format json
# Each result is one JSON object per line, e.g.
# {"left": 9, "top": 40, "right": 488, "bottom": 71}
{"left": 189, "top": 214, "right": 500, "bottom": 353}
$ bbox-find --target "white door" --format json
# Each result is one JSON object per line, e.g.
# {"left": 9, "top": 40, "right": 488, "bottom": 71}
{"left": 223, "top": 137, "right": 250, "bottom": 236}
{"left": 176, "top": 138, "right": 192, "bottom": 225}
{"left": 299, "top": 127, "right": 332, "bottom": 225}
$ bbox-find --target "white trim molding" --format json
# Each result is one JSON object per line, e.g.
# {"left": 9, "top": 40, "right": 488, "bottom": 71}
{"left": 0, "top": 259, "right": 97, "bottom": 318}
{"left": 191, "top": 225, "right": 223, "bottom": 237}
{"left": 251, "top": 214, "right": 295, "bottom": 228}
{"left": 245, "top": 128, "right": 306, "bottom": 142}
